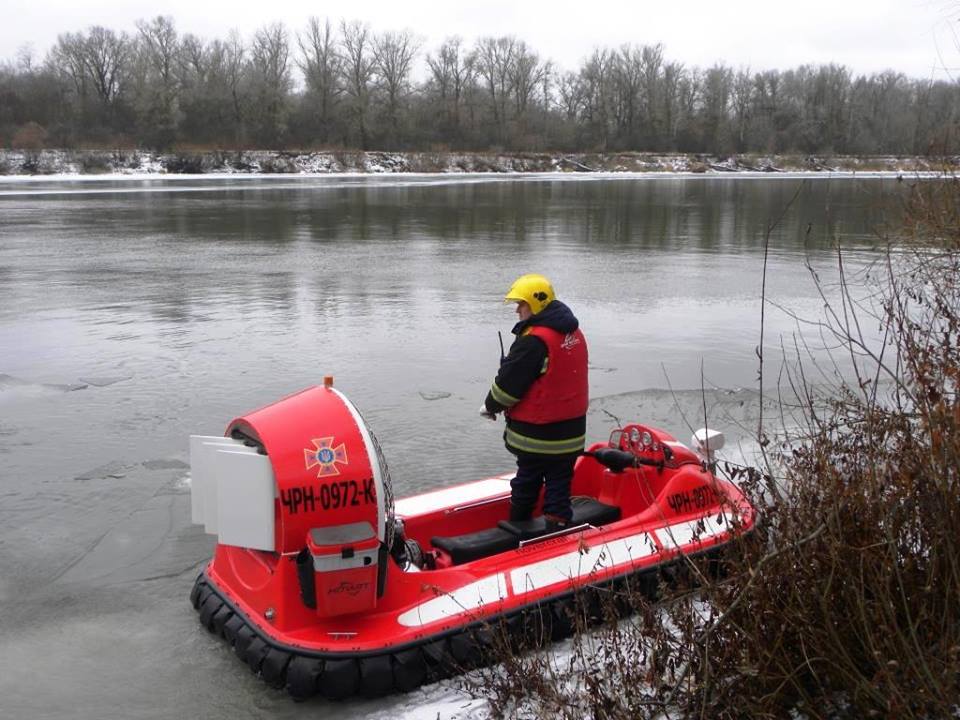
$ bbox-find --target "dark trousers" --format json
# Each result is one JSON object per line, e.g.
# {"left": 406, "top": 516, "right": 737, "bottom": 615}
{"left": 510, "top": 454, "right": 576, "bottom": 522}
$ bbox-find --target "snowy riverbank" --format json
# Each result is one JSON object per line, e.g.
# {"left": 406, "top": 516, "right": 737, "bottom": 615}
{"left": 0, "top": 148, "right": 948, "bottom": 177}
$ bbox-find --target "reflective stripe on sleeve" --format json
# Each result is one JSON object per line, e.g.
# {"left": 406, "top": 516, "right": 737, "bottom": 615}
{"left": 490, "top": 383, "right": 520, "bottom": 407}
{"left": 504, "top": 428, "right": 586, "bottom": 455}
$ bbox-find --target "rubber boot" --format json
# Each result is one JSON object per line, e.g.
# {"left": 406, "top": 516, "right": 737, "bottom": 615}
{"left": 509, "top": 503, "right": 533, "bottom": 522}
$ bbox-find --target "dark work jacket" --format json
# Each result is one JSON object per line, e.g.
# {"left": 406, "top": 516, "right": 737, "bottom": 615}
{"left": 484, "top": 300, "right": 588, "bottom": 458}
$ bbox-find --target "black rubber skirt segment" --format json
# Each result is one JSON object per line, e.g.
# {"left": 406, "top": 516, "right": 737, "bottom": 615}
{"left": 189, "top": 552, "right": 705, "bottom": 702}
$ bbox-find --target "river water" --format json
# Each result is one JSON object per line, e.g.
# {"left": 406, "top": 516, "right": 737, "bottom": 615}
{"left": 0, "top": 173, "right": 902, "bottom": 718}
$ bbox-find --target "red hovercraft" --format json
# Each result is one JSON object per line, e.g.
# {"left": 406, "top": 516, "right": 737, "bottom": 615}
{"left": 189, "top": 379, "right": 755, "bottom": 700}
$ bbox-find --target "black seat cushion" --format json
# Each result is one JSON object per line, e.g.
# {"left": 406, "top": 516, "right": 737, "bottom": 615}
{"left": 497, "top": 517, "right": 548, "bottom": 540}
{"left": 431, "top": 527, "right": 519, "bottom": 565}
{"left": 571, "top": 496, "right": 621, "bottom": 525}
{"left": 498, "top": 497, "right": 621, "bottom": 540}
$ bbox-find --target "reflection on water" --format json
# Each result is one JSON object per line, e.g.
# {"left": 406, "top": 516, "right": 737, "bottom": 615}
{"left": 0, "top": 175, "right": 901, "bottom": 487}
{"left": 0, "top": 175, "right": 904, "bottom": 718}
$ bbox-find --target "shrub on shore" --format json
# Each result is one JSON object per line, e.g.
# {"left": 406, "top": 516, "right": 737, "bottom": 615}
{"left": 78, "top": 152, "right": 112, "bottom": 174}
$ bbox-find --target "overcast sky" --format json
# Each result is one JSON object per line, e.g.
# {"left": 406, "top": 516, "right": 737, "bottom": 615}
{"left": 3, "top": 0, "right": 958, "bottom": 80}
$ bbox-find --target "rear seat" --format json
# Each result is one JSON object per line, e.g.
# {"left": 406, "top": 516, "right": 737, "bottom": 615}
{"left": 431, "top": 527, "right": 519, "bottom": 565}
{"left": 431, "top": 497, "right": 621, "bottom": 565}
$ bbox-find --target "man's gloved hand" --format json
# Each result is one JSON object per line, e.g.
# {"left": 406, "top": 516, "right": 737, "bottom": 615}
{"left": 479, "top": 402, "right": 497, "bottom": 420}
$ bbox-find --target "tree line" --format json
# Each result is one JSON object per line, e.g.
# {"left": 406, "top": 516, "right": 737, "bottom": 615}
{"left": 1, "top": 16, "right": 957, "bottom": 156}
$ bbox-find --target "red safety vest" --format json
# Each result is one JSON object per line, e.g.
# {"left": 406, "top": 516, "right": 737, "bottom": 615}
{"left": 507, "top": 326, "right": 589, "bottom": 424}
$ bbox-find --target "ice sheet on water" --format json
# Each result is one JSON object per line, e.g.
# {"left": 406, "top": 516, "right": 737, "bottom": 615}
{"left": 141, "top": 459, "right": 189, "bottom": 471}
{"left": 0, "top": 373, "right": 88, "bottom": 395}
{"left": 73, "top": 460, "right": 129, "bottom": 481}
{"left": 78, "top": 375, "right": 132, "bottom": 387}
{"left": 419, "top": 390, "right": 453, "bottom": 401}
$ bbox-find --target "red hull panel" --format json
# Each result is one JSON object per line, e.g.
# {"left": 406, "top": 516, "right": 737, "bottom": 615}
{"left": 204, "top": 462, "right": 754, "bottom": 655}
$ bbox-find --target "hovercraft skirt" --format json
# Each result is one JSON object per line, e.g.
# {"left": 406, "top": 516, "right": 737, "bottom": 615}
{"left": 190, "top": 554, "right": 689, "bottom": 701}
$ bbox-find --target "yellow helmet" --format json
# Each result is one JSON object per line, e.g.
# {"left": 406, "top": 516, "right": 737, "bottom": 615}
{"left": 504, "top": 273, "right": 555, "bottom": 315}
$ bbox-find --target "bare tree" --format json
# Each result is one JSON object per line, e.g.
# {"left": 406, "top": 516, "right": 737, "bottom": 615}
{"left": 612, "top": 46, "right": 643, "bottom": 145}
{"left": 51, "top": 31, "right": 89, "bottom": 101}
{"left": 556, "top": 69, "right": 585, "bottom": 121}
{"left": 297, "top": 17, "right": 342, "bottom": 144}
{"left": 661, "top": 60, "right": 685, "bottom": 148}
{"left": 82, "top": 26, "right": 130, "bottom": 110}
{"left": 175, "top": 30, "right": 247, "bottom": 145}
{"left": 699, "top": 64, "right": 733, "bottom": 153}
{"left": 176, "top": 33, "right": 210, "bottom": 141}
{"left": 340, "top": 20, "right": 376, "bottom": 149}
{"left": 675, "top": 67, "right": 701, "bottom": 150}
{"left": 750, "top": 69, "right": 780, "bottom": 152}
{"left": 10, "top": 18, "right": 960, "bottom": 155}
{"left": 51, "top": 26, "right": 130, "bottom": 134}
{"left": 425, "top": 36, "right": 475, "bottom": 143}
{"left": 579, "top": 48, "right": 615, "bottom": 149}
{"left": 372, "top": 30, "right": 420, "bottom": 146}
{"left": 639, "top": 44, "right": 664, "bottom": 145}
{"left": 177, "top": 33, "right": 237, "bottom": 143}
{"left": 507, "top": 40, "right": 546, "bottom": 127}
{"left": 731, "top": 67, "right": 753, "bottom": 152}
{"left": 0, "top": 44, "right": 63, "bottom": 145}
{"left": 248, "top": 23, "right": 292, "bottom": 146}
{"left": 813, "top": 64, "right": 851, "bottom": 152}
{"left": 135, "top": 16, "right": 180, "bottom": 148}
{"left": 472, "top": 36, "right": 518, "bottom": 144}
{"left": 15, "top": 44, "right": 36, "bottom": 74}
{"left": 222, "top": 31, "right": 247, "bottom": 142}
{"left": 178, "top": 33, "right": 205, "bottom": 79}
{"left": 137, "top": 17, "right": 178, "bottom": 91}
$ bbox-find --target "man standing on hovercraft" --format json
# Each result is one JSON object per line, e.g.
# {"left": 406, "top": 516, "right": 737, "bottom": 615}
{"left": 480, "top": 274, "right": 589, "bottom": 531}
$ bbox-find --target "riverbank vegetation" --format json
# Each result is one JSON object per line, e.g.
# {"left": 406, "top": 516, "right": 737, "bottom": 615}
{"left": 468, "top": 176, "right": 960, "bottom": 718}
{"left": 1, "top": 16, "right": 957, "bottom": 158}
{"left": 0, "top": 147, "right": 942, "bottom": 176}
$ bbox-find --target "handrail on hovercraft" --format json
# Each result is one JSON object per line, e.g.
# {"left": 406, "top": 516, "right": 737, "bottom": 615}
{"left": 189, "top": 382, "right": 753, "bottom": 700}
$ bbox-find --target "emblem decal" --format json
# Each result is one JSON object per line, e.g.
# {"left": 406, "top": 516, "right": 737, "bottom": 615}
{"left": 304, "top": 437, "right": 349, "bottom": 477}
{"left": 561, "top": 333, "right": 581, "bottom": 350}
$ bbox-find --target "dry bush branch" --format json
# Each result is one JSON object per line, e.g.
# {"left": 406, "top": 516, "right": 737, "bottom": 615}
{"left": 470, "top": 173, "right": 960, "bottom": 719}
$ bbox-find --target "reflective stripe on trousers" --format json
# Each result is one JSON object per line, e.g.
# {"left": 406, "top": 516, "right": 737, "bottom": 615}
{"left": 504, "top": 428, "right": 585, "bottom": 455}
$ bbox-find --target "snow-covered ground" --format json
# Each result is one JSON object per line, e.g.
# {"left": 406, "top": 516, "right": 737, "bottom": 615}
{"left": 0, "top": 148, "right": 946, "bottom": 178}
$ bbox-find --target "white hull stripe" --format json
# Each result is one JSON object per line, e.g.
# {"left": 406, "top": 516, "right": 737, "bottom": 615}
{"left": 509, "top": 516, "right": 732, "bottom": 597}
{"left": 654, "top": 514, "right": 729, "bottom": 550}
{"left": 394, "top": 478, "right": 512, "bottom": 518}
{"left": 396, "top": 573, "right": 508, "bottom": 627}
{"left": 510, "top": 531, "right": 659, "bottom": 594}
{"left": 395, "top": 515, "right": 731, "bottom": 627}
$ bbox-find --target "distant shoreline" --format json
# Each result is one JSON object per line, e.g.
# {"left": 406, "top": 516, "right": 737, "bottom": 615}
{"left": 0, "top": 149, "right": 950, "bottom": 178}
